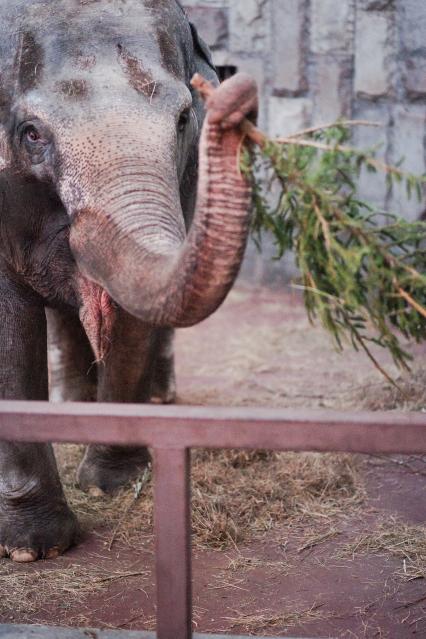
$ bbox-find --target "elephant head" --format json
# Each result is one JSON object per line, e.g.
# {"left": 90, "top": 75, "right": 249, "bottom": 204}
{"left": 0, "top": 1, "right": 256, "bottom": 346}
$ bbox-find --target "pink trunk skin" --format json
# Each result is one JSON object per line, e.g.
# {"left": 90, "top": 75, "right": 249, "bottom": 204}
{"left": 78, "top": 277, "right": 116, "bottom": 362}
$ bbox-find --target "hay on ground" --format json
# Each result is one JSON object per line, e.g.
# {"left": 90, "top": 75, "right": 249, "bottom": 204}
{"left": 191, "top": 449, "right": 363, "bottom": 549}
{"left": 340, "top": 516, "right": 426, "bottom": 581}
{"left": 0, "top": 563, "right": 149, "bottom": 619}
{"left": 222, "top": 603, "right": 329, "bottom": 635}
{"left": 55, "top": 446, "right": 364, "bottom": 551}
{"left": 356, "top": 367, "right": 426, "bottom": 412}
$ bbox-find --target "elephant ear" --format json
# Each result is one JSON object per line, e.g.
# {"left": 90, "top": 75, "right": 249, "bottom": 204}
{"left": 180, "top": 19, "right": 219, "bottom": 228}
{"left": 188, "top": 21, "right": 219, "bottom": 129}
{"left": 0, "top": 127, "right": 10, "bottom": 171}
{"left": 189, "top": 22, "right": 218, "bottom": 85}
{"left": 0, "top": 60, "right": 13, "bottom": 171}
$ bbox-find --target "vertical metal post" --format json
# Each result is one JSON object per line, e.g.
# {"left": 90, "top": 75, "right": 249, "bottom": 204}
{"left": 154, "top": 447, "right": 192, "bottom": 639}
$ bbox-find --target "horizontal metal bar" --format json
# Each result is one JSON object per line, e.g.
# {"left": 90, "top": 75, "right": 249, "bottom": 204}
{"left": 0, "top": 400, "right": 425, "bottom": 454}
{"left": 0, "top": 626, "right": 323, "bottom": 639}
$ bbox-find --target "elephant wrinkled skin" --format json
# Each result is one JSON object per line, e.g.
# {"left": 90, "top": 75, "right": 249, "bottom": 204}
{"left": 0, "top": 0, "right": 257, "bottom": 561}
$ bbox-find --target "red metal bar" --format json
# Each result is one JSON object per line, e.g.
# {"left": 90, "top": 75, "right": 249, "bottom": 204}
{"left": 0, "top": 401, "right": 425, "bottom": 454}
{"left": 0, "top": 399, "right": 425, "bottom": 639}
{"left": 0, "top": 624, "right": 325, "bottom": 638}
{"left": 154, "top": 447, "right": 192, "bottom": 639}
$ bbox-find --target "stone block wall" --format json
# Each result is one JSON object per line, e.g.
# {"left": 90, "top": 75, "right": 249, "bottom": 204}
{"left": 183, "top": 0, "right": 426, "bottom": 284}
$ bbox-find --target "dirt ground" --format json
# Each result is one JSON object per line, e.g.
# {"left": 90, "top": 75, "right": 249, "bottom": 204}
{"left": 1, "top": 286, "right": 425, "bottom": 638}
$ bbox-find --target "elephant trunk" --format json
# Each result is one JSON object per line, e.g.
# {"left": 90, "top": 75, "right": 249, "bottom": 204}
{"left": 70, "top": 117, "right": 252, "bottom": 329}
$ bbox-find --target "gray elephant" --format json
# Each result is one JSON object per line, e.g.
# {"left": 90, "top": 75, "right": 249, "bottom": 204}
{"left": 0, "top": 0, "right": 257, "bottom": 562}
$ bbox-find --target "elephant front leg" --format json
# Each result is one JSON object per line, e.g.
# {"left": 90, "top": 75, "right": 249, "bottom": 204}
{"left": 0, "top": 272, "right": 79, "bottom": 562}
{"left": 150, "top": 327, "right": 177, "bottom": 404}
{"left": 47, "top": 307, "right": 97, "bottom": 402}
{"left": 78, "top": 311, "right": 175, "bottom": 494}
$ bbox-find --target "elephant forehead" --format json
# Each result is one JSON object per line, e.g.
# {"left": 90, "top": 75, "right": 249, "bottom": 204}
{"left": 0, "top": 0, "right": 191, "bottom": 89}
{"left": 15, "top": 63, "right": 192, "bottom": 132}
{"left": 1, "top": 0, "right": 182, "bottom": 30}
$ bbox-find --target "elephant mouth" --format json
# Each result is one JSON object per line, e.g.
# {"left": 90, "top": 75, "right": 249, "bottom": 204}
{"left": 78, "top": 277, "right": 116, "bottom": 362}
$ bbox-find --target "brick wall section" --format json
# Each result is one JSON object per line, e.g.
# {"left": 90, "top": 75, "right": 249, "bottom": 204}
{"left": 183, "top": 0, "right": 426, "bottom": 284}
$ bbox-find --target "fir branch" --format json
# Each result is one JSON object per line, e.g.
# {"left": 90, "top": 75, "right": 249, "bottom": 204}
{"left": 192, "top": 74, "right": 426, "bottom": 381}
{"left": 288, "top": 120, "right": 383, "bottom": 138}
{"left": 397, "top": 287, "right": 426, "bottom": 320}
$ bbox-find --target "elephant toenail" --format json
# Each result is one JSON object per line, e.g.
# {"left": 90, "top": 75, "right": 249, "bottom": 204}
{"left": 88, "top": 486, "right": 106, "bottom": 497}
{"left": 11, "top": 548, "right": 38, "bottom": 563}
{"left": 45, "top": 547, "right": 60, "bottom": 560}
{"left": 0, "top": 545, "right": 6, "bottom": 558}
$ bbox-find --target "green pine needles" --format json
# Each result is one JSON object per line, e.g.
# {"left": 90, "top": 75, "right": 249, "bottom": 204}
{"left": 240, "top": 122, "right": 426, "bottom": 383}
{"left": 190, "top": 73, "right": 426, "bottom": 384}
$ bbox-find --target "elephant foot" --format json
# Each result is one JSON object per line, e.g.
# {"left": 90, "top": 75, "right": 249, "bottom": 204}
{"left": 78, "top": 445, "right": 151, "bottom": 495}
{"left": 0, "top": 500, "right": 79, "bottom": 563}
{"left": 151, "top": 376, "right": 176, "bottom": 404}
{"left": 0, "top": 443, "right": 79, "bottom": 562}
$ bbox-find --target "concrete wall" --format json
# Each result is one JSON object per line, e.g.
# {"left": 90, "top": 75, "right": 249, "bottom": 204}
{"left": 183, "top": 0, "right": 426, "bottom": 284}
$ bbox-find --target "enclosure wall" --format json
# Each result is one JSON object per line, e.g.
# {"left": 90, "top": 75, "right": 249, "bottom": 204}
{"left": 183, "top": 0, "right": 426, "bottom": 284}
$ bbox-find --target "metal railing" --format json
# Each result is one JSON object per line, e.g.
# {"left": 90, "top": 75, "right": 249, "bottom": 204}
{"left": 0, "top": 400, "right": 425, "bottom": 639}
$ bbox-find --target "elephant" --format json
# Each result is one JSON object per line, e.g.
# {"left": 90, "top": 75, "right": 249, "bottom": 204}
{"left": 0, "top": 0, "right": 258, "bottom": 562}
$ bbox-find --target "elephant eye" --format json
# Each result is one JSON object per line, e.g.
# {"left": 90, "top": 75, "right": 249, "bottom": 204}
{"left": 25, "top": 126, "right": 41, "bottom": 142}
{"left": 18, "top": 122, "right": 50, "bottom": 165}
{"left": 22, "top": 124, "right": 44, "bottom": 145}
{"left": 18, "top": 122, "right": 49, "bottom": 147}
